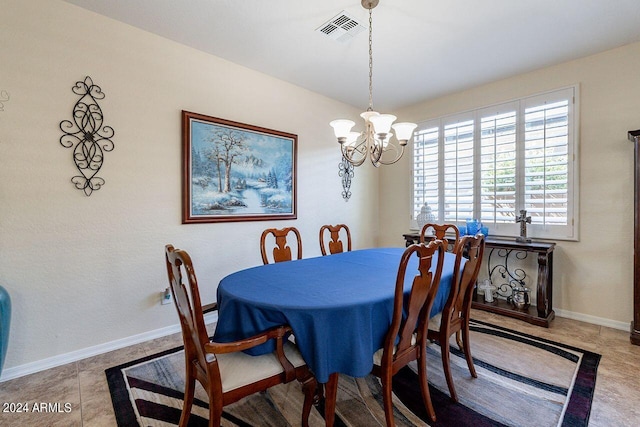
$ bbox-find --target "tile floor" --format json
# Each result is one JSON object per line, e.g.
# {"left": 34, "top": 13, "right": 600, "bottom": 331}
{"left": 0, "top": 310, "right": 638, "bottom": 426}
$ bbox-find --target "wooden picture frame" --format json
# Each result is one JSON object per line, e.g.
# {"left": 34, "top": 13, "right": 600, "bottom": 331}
{"left": 182, "top": 111, "right": 297, "bottom": 223}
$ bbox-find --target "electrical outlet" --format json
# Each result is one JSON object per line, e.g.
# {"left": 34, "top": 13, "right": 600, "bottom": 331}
{"left": 161, "top": 287, "right": 172, "bottom": 305}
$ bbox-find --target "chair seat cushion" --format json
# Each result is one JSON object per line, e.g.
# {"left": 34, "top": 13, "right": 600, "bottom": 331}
{"left": 216, "top": 341, "right": 306, "bottom": 392}
{"left": 428, "top": 312, "right": 442, "bottom": 332}
{"left": 372, "top": 334, "right": 417, "bottom": 365}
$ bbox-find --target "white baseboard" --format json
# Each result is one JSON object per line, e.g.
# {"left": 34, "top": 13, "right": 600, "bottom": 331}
{"left": 0, "top": 311, "right": 218, "bottom": 383}
{"left": 555, "top": 308, "right": 629, "bottom": 331}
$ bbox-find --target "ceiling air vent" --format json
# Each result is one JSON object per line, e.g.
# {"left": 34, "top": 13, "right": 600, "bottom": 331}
{"left": 316, "top": 10, "right": 366, "bottom": 43}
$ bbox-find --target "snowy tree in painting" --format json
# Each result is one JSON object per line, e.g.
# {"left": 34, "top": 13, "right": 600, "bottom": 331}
{"left": 190, "top": 120, "right": 294, "bottom": 216}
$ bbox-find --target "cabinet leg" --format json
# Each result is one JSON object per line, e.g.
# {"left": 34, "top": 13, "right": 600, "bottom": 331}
{"left": 536, "top": 252, "right": 550, "bottom": 318}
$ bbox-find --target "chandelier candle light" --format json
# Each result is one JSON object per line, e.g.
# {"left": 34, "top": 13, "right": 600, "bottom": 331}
{"left": 330, "top": 0, "right": 417, "bottom": 167}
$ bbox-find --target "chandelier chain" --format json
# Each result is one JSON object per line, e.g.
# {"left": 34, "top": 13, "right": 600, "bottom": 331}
{"left": 329, "top": 0, "right": 416, "bottom": 169}
{"left": 368, "top": 7, "right": 373, "bottom": 111}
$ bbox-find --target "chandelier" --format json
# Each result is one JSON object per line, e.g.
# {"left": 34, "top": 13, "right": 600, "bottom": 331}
{"left": 330, "top": 0, "right": 417, "bottom": 168}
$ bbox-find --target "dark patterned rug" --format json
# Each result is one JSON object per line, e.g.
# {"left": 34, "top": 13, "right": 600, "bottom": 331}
{"left": 106, "top": 319, "right": 600, "bottom": 426}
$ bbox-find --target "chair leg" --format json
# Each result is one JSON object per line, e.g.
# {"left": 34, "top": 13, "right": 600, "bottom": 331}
{"left": 440, "top": 333, "right": 458, "bottom": 403}
{"left": 418, "top": 351, "right": 437, "bottom": 423}
{"left": 455, "top": 330, "right": 463, "bottom": 351}
{"left": 299, "top": 374, "right": 317, "bottom": 427}
{"left": 207, "top": 388, "right": 223, "bottom": 427}
{"left": 381, "top": 371, "right": 396, "bottom": 427}
{"left": 179, "top": 376, "right": 195, "bottom": 427}
{"left": 461, "top": 321, "right": 477, "bottom": 378}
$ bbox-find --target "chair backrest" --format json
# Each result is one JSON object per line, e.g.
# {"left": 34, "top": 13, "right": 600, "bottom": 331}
{"left": 260, "top": 227, "right": 302, "bottom": 264}
{"left": 420, "top": 223, "right": 461, "bottom": 253}
{"left": 444, "top": 234, "right": 486, "bottom": 325}
{"left": 165, "top": 245, "right": 317, "bottom": 426}
{"left": 165, "top": 245, "right": 213, "bottom": 374}
{"left": 381, "top": 240, "right": 446, "bottom": 366}
{"left": 319, "top": 224, "right": 352, "bottom": 255}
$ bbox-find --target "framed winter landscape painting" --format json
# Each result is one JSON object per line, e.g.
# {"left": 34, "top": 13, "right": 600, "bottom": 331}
{"left": 182, "top": 111, "right": 297, "bottom": 223}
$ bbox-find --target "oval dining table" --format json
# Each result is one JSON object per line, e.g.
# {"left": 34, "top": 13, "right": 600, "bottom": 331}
{"left": 213, "top": 247, "right": 459, "bottom": 426}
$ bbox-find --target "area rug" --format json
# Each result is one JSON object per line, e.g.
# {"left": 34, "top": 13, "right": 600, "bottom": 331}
{"left": 106, "top": 319, "right": 600, "bottom": 426}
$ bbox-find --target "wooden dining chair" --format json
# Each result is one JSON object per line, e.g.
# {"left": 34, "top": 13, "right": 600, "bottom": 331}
{"left": 260, "top": 227, "right": 302, "bottom": 264}
{"left": 371, "top": 240, "right": 446, "bottom": 425}
{"left": 427, "top": 233, "right": 486, "bottom": 403}
{"left": 420, "top": 223, "right": 461, "bottom": 253}
{"left": 164, "top": 245, "right": 317, "bottom": 427}
{"left": 319, "top": 223, "right": 352, "bottom": 255}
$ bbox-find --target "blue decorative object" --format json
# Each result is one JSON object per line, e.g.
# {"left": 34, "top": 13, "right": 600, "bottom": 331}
{"left": 0, "top": 285, "right": 11, "bottom": 377}
{"left": 481, "top": 226, "right": 489, "bottom": 236}
{"left": 466, "top": 218, "right": 481, "bottom": 235}
{"left": 459, "top": 225, "right": 467, "bottom": 235}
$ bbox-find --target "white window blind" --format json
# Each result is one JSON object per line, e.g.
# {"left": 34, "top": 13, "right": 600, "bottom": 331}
{"left": 443, "top": 119, "right": 474, "bottom": 222}
{"left": 412, "top": 126, "right": 439, "bottom": 217}
{"left": 412, "top": 86, "right": 578, "bottom": 241}
{"left": 480, "top": 107, "right": 517, "bottom": 225}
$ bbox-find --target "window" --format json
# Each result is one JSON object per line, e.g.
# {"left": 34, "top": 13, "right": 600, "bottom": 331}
{"left": 412, "top": 86, "right": 578, "bottom": 241}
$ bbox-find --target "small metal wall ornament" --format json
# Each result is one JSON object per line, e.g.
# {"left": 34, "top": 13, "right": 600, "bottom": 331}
{"left": 0, "top": 90, "right": 9, "bottom": 112}
{"left": 59, "top": 76, "right": 115, "bottom": 196}
{"left": 338, "top": 154, "right": 354, "bottom": 201}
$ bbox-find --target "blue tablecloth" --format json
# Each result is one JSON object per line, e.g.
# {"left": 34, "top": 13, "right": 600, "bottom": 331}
{"left": 213, "top": 247, "right": 458, "bottom": 383}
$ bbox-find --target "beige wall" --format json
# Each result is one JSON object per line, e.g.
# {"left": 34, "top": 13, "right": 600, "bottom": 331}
{"left": 0, "top": 0, "right": 379, "bottom": 376}
{"left": 379, "top": 41, "right": 640, "bottom": 327}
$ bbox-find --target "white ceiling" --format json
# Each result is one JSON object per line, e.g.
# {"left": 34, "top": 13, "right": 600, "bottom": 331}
{"left": 63, "top": 0, "right": 640, "bottom": 111}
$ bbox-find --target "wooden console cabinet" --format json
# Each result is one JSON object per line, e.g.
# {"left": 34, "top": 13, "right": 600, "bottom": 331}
{"left": 403, "top": 233, "right": 556, "bottom": 327}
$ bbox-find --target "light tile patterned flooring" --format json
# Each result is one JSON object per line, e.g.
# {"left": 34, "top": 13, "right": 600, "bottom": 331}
{"left": 0, "top": 310, "right": 639, "bottom": 426}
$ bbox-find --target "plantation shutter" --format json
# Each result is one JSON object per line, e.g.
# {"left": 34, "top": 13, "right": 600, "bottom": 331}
{"left": 522, "top": 87, "right": 575, "bottom": 239}
{"left": 479, "top": 104, "right": 518, "bottom": 229}
{"left": 411, "top": 86, "right": 577, "bottom": 240}
{"left": 412, "top": 125, "right": 439, "bottom": 226}
{"left": 443, "top": 118, "right": 474, "bottom": 222}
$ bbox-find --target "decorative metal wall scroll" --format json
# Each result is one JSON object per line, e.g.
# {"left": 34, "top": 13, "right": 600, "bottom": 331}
{"left": 59, "top": 76, "right": 115, "bottom": 196}
{"left": 338, "top": 154, "right": 354, "bottom": 201}
{"left": 0, "top": 90, "right": 9, "bottom": 112}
